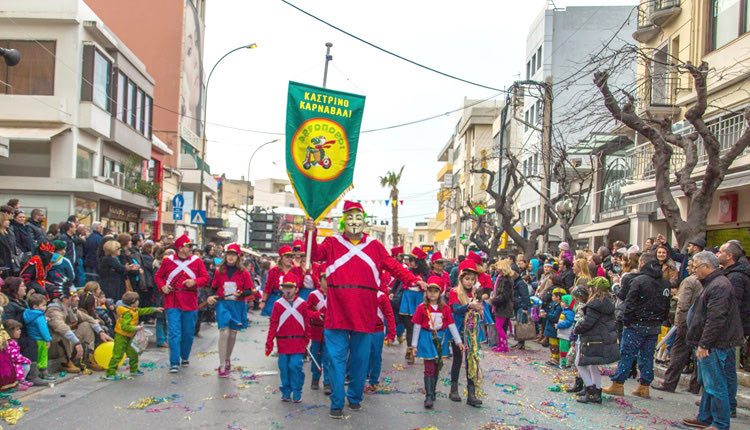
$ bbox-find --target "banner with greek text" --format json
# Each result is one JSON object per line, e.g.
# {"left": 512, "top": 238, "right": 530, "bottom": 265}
{"left": 285, "top": 81, "right": 366, "bottom": 221}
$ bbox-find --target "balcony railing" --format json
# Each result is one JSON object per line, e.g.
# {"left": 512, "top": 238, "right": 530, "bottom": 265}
{"left": 634, "top": 0, "right": 681, "bottom": 42}
{"left": 637, "top": 74, "right": 679, "bottom": 108}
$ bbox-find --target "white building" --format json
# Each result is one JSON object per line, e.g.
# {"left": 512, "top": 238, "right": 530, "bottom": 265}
{"left": 0, "top": 0, "right": 162, "bottom": 233}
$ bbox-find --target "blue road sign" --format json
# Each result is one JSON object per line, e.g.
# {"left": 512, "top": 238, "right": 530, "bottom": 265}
{"left": 173, "top": 194, "right": 184, "bottom": 209}
{"left": 173, "top": 208, "right": 183, "bottom": 221}
{"left": 190, "top": 209, "right": 206, "bottom": 225}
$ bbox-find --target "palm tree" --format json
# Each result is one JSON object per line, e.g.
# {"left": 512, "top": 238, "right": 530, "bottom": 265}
{"left": 379, "top": 166, "right": 405, "bottom": 247}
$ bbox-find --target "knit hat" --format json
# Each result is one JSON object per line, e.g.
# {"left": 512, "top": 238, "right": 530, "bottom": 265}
{"left": 561, "top": 294, "right": 573, "bottom": 308}
{"left": 559, "top": 242, "right": 570, "bottom": 251}
{"left": 52, "top": 240, "right": 67, "bottom": 251}
{"left": 588, "top": 276, "right": 611, "bottom": 291}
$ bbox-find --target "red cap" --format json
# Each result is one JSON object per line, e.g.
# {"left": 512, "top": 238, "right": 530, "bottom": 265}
{"left": 390, "top": 246, "right": 404, "bottom": 257}
{"left": 174, "top": 234, "right": 192, "bottom": 249}
{"left": 278, "top": 245, "right": 293, "bottom": 257}
{"left": 426, "top": 275, "right": 443, "bottom": 290}
{"left": 343, "top": 200, "right": 364, "bottom": 213}
{"left": 292, "top": 240, "right": 304, "bottom": 252}
{"left": 467, "top": 251, "right": 482, "bottom": 265}
{"left": 225, "top": 243, "right": 241, "bottom": 255}
{"left": 430, "top": 251, "right": 445, "bottom": 263}
{"left": 280, "top": 272, "right": 299, "bottom": 286}
{"left": 459, "top": 259, "right": 478, "bottom": 274}
{"left": 410, "top": 247, "right": 427, "bottom": 260}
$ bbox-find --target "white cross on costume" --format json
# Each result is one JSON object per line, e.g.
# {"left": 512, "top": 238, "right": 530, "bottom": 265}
{"left": 326, "top": 235, "right": 380, "bottom": 287}
{"left": 310, "top": 290, "right": 326, "bottom": 311}
{"left": 278, "top": 297, "right": 306, "bottom": 329}
{"left": 377, "top": 291, "right": 385, "bottom": 324}
{"left": 166, "top": 255, "right": 199, "bottom": 286}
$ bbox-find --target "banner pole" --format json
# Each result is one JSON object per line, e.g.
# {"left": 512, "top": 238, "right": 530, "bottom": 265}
{"left": 306, "top": 228, "right": 313, "bottom": 268}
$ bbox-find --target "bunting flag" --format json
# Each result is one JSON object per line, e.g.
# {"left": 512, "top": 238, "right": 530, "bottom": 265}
{"left": 285, "top": 81, "right": 366, "bottom": 221}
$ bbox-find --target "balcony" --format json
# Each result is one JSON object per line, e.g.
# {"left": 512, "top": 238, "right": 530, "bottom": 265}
{"left": 437, "top": 163, "right": 453, "bottom": 182}
{"left": 632, "top": 0, "right": 681, "bottom": 43}
{"left": 649, "top": 0, "right": 681, "bottom": 27}
{"left": 635, "top": 74, "right": 681, "bottom": 117}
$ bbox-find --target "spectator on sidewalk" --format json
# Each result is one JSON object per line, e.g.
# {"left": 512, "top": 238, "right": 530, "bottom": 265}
{"left": 84, "top": 222, "right": 104, "bottom": 276}
{"left": 10, "top": 210, "right": 33, "bottom": 255}
{"left": 652, "top": 258, "right": 702, "bottom": 393}
{"left": 559, "top": 258, "right": 575, "bottom": 292}
{"left": 603, "top": 252, "right": 671, "bottom": 399}
{"left": 673, "top": 237, "right": 705, "bottom": 282}
{"left": 26, "top": 209, "right": 47, "bottom": 252}
{"left": 718, "top": 240, "right": 750, "bottom": 372}
{"left": 683, "top": 251, "right": 744, "bottom": 430}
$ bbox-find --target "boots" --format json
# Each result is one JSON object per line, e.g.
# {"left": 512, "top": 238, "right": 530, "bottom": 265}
{"left": 423, "top": 376, "right": 436, "bottom": 409}
{"left": 406, "top": 347, "right": 415, "bottom": 365}
{"left": 566, "top": 376, "right": 584, "bottom": 394}
{"left": 576, "top": 386, "right": 602, "bottom": 404}
{"left": 602, "top": 381, "right": 624, "bottom": 396}
{"left": 28, "top": 362, "right": 49, "bottom": 386}
{"left": 449, "top": 381, "right": 461, "bottom": 402}
{"left": 632, "top": 384, "right": 651, "bottom": 399}
{"left": 62, "top": 360, "right": 81, "bottom": 373}
{"left": 466, "top": 381, "right": 482, "bottom": 407}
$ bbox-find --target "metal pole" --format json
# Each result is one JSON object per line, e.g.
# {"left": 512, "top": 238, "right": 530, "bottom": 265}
{"left": 244, "top": 138, "right": 280, "bottom": 246}
{"left": 198, "top": 43, "right": 256, "bottom": 246}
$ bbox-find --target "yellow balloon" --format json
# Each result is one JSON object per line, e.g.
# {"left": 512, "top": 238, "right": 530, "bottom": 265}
{"left": 94, "top": 341, "right": 125, "bottom": 369}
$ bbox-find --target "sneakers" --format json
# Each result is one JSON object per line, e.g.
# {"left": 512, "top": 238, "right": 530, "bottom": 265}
{"left": 293, "top": 399, "right": 302, "bottom": 403}
{"left": 16, "top": 382, "right": 28, "bottom": 391}
{"left": 169, "top": 366, "right": 180, "bottom": 373}
{"left": 39, "top": 372, "right": 57, "bottom": 381}
{"left": 130, "top": 370, "right": 144, "bottom": 376}
{"left": 180, "top": 359, "right": 190, "bottom": 367}
{"left": 281, "top": 397, "right": 291, "bottom": 402}
{"left": 20, "top": 381, "right": 33, "bottom": 388}
{"left": 103, "top": 374, "right": 117, "bottom": 380}
{"left": 329, "top": 409, "right": 343, "bottom": 419}
{"left": 348, "top": 402, "right": 362, "bottom": 411}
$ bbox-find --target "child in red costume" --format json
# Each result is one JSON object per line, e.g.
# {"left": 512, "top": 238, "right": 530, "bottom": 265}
{"left": 260, "top": 246, "right": 303, "bottom": 317}
{"left": 366, "top": 289, "right": 396, "bottom": 390}
{"left": 306, "top": 270, "right": 330, "bottom": 394}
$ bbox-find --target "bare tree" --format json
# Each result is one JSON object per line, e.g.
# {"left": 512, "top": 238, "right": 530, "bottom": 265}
{"left": 594, "top": 58, "right": 750, "bottom": 248}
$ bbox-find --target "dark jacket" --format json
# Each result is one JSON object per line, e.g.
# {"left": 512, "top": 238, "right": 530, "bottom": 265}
{"left": 2, "top": 297, "right": 28, "bottom": 324}
{"left": 602, "top": 255, "right": 613, "bottom": 275}
{"left": 141, "top": 253, "right": 156, "bottom": 291}
{"left": 573, "top": 296, "right": 620, "bottom": 365}
{"left": 491, "top": 275, "right": 515, "bottom": 319}
{"left": 513, "top": 276, "right": 530, "bottom": 313}
{"left": 98, "top": 255, "right": 129, "bottom": 300}
{"left": 543, "top": 302, "right": 562, "bottom": 338}
{"left": 59, "top": 232, "right": 77, "bottom": 262}
{"left": 84, "top": 231, "right": 103, "bottom": 271}
{"left": 614, "top": 271, "right": 638, "bottom": 322}
{"left": 723, "top": 257, "right": 750, "bottom": 336}
{"left": 26, "top": 220, "right": 47, "bottom": 251}
{"left": 687, "top": 270, "right": 744, "bottom": 350}
{"left": 623, "top": 260, "right": 671, "bottom": 327}
{"left": 559, "top": 268, "right": 575, "bottom": 291}
{"left": 10, "top": 222, "right": 33, "bottom": 253}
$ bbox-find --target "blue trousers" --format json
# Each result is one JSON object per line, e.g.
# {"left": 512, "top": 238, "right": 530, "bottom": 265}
{"left": 165, "top": 308, "right": 198, "bottom": 367}
{"left": 278, "top": 353, "right": 304, "bottom": 401}
{"left": 75, "top": 258, "right": 86, "bottom": 288}
{"left": 395, "top": 321, "right": 405, "bottom": 338}
{"left": 325, "top": 329, "right": 371, "bottom": 410}
{"left": 367, "top": 331, "right": 386, "bottom": 385}
{"left": 310, "top": 340, "right": 331, "bottom": 384}
{"left": 155, "top": 319, "right": 167, "bottom": 345}
{"left": 611, "top": 325, "right": 659, "bottom": 384}
{"left": 697, "top": 347, "right": 735, "bottom": 430}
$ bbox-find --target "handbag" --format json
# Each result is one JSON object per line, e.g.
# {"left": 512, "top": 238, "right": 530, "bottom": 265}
{"left": 514, "top": 309, "right": 537, "bottom": 341}
{"left": 486, "top": 322, "right": 498, "bottom": 347}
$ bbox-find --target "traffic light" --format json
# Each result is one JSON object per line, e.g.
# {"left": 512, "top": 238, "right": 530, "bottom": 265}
{"left": 250, "top": 212, "right": 275, "bottom": 251}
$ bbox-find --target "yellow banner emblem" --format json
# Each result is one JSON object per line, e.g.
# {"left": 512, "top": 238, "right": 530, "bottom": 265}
{"left": 291, "top": 118, "right": 349, "bottom": 182}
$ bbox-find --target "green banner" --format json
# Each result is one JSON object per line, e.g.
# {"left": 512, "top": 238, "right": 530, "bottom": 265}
{"left": 285, "top": 81, "right": 366, "bottom": 221}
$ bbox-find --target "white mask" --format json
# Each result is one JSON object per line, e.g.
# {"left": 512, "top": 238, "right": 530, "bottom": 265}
{"left": 344, "top": 211, "right": 365, "bottom": 236}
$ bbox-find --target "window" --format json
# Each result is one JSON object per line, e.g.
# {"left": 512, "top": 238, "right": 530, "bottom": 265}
{"left": 710, "top": 0, "right": 749, "bottom": 51}
{"left": 144, "top": 96, "right": 153, "bottom": 137}
{"left": 531, "top": 53, "right": 537, "bottom": 75}
{"left": 536, "top": 46, "right": 542, "bottom": 69}
{"left": 136, "top": 89, "right": 144, "bottom": 133}
{"left": 116, "top": 72, "right": 127, "bottom": 122}
{"left": 76, "top": 147, "right": 93, "bottom": 178}
{"left": 0, "top": 40, "right": 55, "bottom": 95}
{"left": 532, "top": 206, "right": 537, "bottom": 223}
{"left": 103, "top": 158, "right": 122, "bottom": 178}
{"left": 127, "top": 80, "right": 136, "bottom": 127}
{"left": 524, "top": 110, "right": 530, "bottom": 131}
{"left": 92, "top": 50, "right": 110, "bottom": 111}
{"left": 526, "top": 61, "right": 531, "bottom": 79}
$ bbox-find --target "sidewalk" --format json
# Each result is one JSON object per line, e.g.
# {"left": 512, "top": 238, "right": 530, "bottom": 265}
{"left": 652, "top": 363, "right": 750, "bottom": 408}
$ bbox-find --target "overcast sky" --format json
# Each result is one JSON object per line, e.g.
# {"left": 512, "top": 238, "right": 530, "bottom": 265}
{"left": 203, "top": 0, "right": 636, "bottom": 228}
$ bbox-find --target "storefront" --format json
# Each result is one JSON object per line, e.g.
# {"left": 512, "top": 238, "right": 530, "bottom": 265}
{"left": 100, "top": 200, "right": 141, "bottom": 234}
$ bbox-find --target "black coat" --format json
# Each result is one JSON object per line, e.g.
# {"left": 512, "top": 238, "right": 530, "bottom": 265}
{"left": 98, "top": 255, "right": 128, "bottom": 300}
{"left": 687, "top": 270, "right": 745, "bottom": 350}
{"left": 59, "top": 232, "right": 77, "bottom": 262}
{"left": 491, "top": 275, "right": 514, "bottom": 318}
{"left": 0, "top": 231, "right": 14, "bottom": 276}
{"left": 623, "top": 260, "right": 671, "bottom": 327}
{"left": 84, "top": 231, "right": 103, "bottom": 271}
{"left": 723, "top": 257, "right": 750, "bottom": 336}
{"left": 560, "top": 268, "right": 575, "bottom": 291}
{"left": 573, "top": 296, "right": 620, "bottom": 366}
{"left": 513, "top": 276, "right": 530, "bottom": 313}
{"left": 10, "top": 222, "right": 33, "bottom": 253}
{"left": 26, "top": 220, "right": 47, "bottom": 251}
{"left": 2, "top": 297, "right": 28, "bottom": 323}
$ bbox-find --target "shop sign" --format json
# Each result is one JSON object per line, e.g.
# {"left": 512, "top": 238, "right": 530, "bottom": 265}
{"left": 101, "top": 201, "right": 140, "bottom": 222}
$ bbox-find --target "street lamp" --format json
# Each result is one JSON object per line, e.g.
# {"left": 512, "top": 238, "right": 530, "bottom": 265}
{"left": 0, "top": 47, "right": 20, "bottom": 67}
{"left": 198, "top": 43, "right": 257, "bottom": 245}
{"left": 244, "top": 138, "right": 280, "bottom": 245}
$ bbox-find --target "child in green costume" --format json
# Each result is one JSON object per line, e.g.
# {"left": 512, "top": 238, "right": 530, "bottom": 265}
{"left": 106, "top": 292, "right": 163, "bottom": 379}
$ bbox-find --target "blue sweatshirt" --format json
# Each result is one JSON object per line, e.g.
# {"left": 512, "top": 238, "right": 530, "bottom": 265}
{"left": 23, "top": 308, "right": 52, "bottom": 341}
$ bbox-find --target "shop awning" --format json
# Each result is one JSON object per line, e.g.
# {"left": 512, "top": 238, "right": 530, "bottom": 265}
{"left": 0, "top": 125, "right": 70, "bottom": 141}
{"left": 434, "top": 229, "right": 451, "bottom": 242}
{"left": 577, "top": 218, "right": 628, "bottom": 239}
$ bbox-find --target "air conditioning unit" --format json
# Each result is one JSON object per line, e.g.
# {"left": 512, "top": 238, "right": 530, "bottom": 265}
{"left": 95, "top": 175, "right": 115, "bottom": 185}
{"left": 113, "top": 171, "right": 125, "bottom": 188}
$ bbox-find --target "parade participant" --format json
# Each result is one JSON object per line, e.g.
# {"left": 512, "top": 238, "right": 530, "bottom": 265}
{"left": 411, "top": 276, "right": 464, "bottom": 409}
{"left": 105, "top": 292, "right": 161, "bottom": 380}
{"left": 260, "top": 246, "right": 302, "bottom": 317}
{"left": 265, "top": 273, "right": 315, "bottom": 403}
{"left": 398, "top": 247, "right": 430, "bottom": 364}
{"left": 429, "top": 252, "right": 451, "bottom": 295}
{"left": 367, "top": 285, "right": 396, "bottom": 390}
{"left": 293, "top": 239, "right": 320, "bottom": 300}
{"left": 304, "top": 201, "right": 425, "bottom": 419}
{"left": 307, "top": 270, "right": 330, "bottom": 394}
{"left": 207, "top": 244, "right": 254, "bottom": 377}
{"left": 20, "top": 242, "right": 55, "bottom": 296}
{"left": 449, "top": 259, "right": 485, "bottom": 405}
{"left": 467, "top": 251, "right": 495, "bottom": 331}
{"left": 154, "top": 234, "right": 209, "bottom": 373}
{"left": 386, "top": 246, "right": 407, "bottom": 345}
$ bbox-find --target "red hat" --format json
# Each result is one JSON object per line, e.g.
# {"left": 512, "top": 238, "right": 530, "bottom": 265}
{"left": 280, "top": 272, "right": 299, "bottom": 287}
{"left": 278, "top": 245, "right": 293, "bottom": 257}
{"left": 410, "top": 247, "right": 427, "bottom": 260}
{"left": 174, "top": 234, "right": 192, "bottom": 249}
{"left": 390, "top": 246, "right": 404, "bottom": 257}
{"left": 459, "top": 259, "right": 478, "bottom": 274}
{"left": 430, "top": 251, "right": 445, "bottom": 263}
{"left": 426, "top": 275, "right": 443, "bottom": 290}
{"left": 467, "top": 251, "right": 482, "bottom": 265}
{"left": 225, "top": 243, "right": 241, "bottom": 255}
{"left": 292, "top": 240, "right": 304, "bottom": 252}
{"left": 343, "top": 200, "right": 364, "bottom": 213}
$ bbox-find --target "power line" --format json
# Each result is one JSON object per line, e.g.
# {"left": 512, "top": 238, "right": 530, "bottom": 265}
{"left": 279, "top": 0, "right": 507, "bottom": 93}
